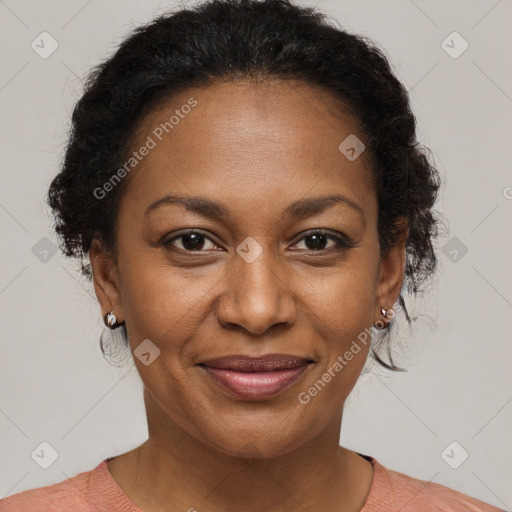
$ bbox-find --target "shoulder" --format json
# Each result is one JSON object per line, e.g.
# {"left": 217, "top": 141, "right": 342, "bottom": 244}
{"left": 363, "top": 456, "right": 504, "bottom": 512}
{"left": 0, "top": 460, "right": 104, "bottom": 512}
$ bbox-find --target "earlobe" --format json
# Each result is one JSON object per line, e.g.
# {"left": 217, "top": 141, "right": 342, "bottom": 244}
{"left": 89, "top": 239, "right": 124, "bottom": 325}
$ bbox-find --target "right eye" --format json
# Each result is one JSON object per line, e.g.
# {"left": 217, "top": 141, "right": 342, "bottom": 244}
{"left": 163, "top": 230, "right": 220, "bottom": 252}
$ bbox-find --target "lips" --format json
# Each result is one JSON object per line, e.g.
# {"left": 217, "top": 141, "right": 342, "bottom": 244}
{"left": 197, "top": 354, "right": 314, "bottom": 399}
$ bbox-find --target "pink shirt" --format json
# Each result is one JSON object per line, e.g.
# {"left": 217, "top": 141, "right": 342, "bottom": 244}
{"left": 0, "top": 455, "right": 503, "bottom": 511}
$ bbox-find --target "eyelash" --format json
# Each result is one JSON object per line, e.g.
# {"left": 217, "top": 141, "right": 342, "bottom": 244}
{"left": 162, "top": 229, "right": 355, "bottom": 254}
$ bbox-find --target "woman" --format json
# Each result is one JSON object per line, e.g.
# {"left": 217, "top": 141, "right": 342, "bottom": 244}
{"left": 1, "top": 0, "right": 502, "bottom": 510}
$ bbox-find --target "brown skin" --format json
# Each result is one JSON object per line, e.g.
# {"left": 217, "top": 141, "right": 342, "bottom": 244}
{"left": 89, "top": 79, "right": 407, "bottom": 512}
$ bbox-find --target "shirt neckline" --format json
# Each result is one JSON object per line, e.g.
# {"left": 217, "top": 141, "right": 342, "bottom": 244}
{"left": 95, "top": 453, "right": 385, "bottom": 511}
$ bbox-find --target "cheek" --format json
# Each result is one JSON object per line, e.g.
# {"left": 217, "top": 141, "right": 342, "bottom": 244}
{"left": 117, "top": 246, "right": 230, "bottom": 366}
{"left": 298, "top": 251, "right": 379, "bottom": 337}
{"left": 293, "top": 252, "right": 378, "bottom": 401}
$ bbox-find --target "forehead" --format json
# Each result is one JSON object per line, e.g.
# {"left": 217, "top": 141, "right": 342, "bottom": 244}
{"left": 119, "top": 79, "right": 375, "bottom": 220}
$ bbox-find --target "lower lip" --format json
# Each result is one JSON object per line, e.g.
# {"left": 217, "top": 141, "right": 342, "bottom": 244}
{"left": 199, "top": 365, "right": 310, "bottom": 399}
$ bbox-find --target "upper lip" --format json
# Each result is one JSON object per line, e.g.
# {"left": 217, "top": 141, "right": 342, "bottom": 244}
{"left": 198, "top": 354, "right": 315, "bottom": 372}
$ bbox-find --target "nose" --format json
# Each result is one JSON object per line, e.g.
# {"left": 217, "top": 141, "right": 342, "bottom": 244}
{"left": 215, "top": 247, "right": 296, "bottom": 335}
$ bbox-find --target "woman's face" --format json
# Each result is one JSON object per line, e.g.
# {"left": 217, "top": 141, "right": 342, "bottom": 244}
{"left": 91, "top": 80, "right": 405, "bottom": 458}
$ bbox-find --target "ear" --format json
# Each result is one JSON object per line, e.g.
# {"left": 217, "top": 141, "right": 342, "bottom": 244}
{"left": 374, "top": 218, "right": 408, "bottom": 325}
{"left": 89, "top": 238, "right": 124, "bottom": 324}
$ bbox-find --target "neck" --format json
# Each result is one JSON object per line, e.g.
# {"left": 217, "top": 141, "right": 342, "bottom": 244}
{"left": 107, "top": 393, "right": 374, "bottom": 512}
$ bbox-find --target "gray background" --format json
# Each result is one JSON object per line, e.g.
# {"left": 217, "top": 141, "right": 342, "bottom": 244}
{"left": 1, "top": 0, "right": 511, "bottom": 508}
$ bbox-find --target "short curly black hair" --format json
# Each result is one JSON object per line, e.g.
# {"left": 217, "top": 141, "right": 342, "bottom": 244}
{"left": 47, "top": 0, "right": 441, "bottom": 370}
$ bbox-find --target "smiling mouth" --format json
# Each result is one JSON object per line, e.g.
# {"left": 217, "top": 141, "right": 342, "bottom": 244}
{"left": 197, "top": 354, "right": 315, "bottom": 399}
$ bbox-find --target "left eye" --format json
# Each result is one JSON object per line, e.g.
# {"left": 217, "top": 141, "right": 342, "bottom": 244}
{"left": 292, "top": 231, "right": 350, "bottom": 251}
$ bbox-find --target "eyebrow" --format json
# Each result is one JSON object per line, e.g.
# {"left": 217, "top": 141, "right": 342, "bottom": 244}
{"left": 144, "top": 193, "right": 364, "bottom": 220}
